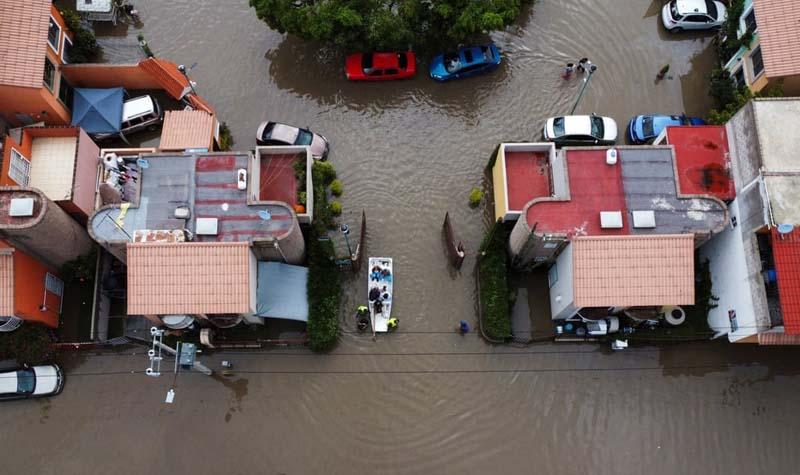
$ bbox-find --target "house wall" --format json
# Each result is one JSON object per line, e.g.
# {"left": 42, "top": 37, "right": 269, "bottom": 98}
{"left": 73, "top": 129, "right": 100, "bottom": 219}
{"left": 771, "top": 76, "right": 800, "bottom": 96}
{"left": 699, "top": 198, "right": 768, "bottom": 342}
{"left": 61, "top": 63, "right": 164, "bottom": 91}
{"left": 11, "top": 245, "right": 60, "bottom": 328}
{"left": 0, "top": 86, "right": 70, "bottom": 127}
{"left": 491, "top": 147, "right": 507, "bottom": 222}
{"left": 725, "top": 101, "right": 761, "bottom": 193}
{"left": 548, "top": 243, "right": 577, "bottom": 320}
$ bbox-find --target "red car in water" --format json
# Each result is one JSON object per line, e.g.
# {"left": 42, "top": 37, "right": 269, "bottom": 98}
{"left": 345, "top": 52, "right": 416, "bottom": 81}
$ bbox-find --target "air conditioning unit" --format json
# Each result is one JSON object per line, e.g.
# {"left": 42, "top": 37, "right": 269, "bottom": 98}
{"left": 195, "top": 217, "right": 218, "bottom": 236}
{"left": 9, "top": 198, "right": 34, "bottom": 217}
{"left": 632, "top": 210, "right": 656, "bottom": 228}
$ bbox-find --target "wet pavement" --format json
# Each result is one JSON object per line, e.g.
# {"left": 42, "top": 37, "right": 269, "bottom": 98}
{"left": 13, "top": 0, "right": 799, "bottom": 473}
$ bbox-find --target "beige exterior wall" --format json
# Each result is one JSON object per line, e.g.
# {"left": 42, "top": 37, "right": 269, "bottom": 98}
{"left": 491, "top": 148, "right": 506, "bottom": 222}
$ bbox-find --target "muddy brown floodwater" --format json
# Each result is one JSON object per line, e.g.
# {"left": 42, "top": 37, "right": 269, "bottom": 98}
{"left": 5, "top": 1, "right": 797, "bottom": 474}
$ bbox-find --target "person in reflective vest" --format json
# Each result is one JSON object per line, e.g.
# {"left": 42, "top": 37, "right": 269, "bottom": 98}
{"left": 387, "top": 317, "right": 399, "bottom": 330}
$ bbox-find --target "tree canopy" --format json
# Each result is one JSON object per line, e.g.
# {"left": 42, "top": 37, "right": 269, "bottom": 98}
{"left": 249, "top": 0, "right": 533, "bottom": 51}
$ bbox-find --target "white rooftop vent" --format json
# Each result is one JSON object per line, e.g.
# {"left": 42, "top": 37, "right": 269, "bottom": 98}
{"left": 195, "top": 218, "right": 219, "bottom": 236}
{"left": 600, "top": 211, "right": 623, "bottom": 229}
{"left": 606, "top": 148, "right": 618, "bottom": 165}
{"left": 632, "top": 210, "right": 656, "bottom": 228}
{"left": 9, "top": 198, "right": 34, "bottom": 217}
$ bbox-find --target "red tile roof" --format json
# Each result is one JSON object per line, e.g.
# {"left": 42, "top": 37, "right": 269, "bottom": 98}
{"left": 159, "top": 110, "right": 216, "bottom": 151}
{"left": 572, "top": 235, "right": 695, "bottom": 308}
{"left": 0, "top": 248, "right": 13, "bottom": 316}
{"left": 758, "top": 332, "right": 800, "bottom": 345}
{"left": 753, "top": 0, "right": 800, "bottom": 78}
{"left": 505, "top": 151, "right": 551, "bottom": 211}
{"left": 525, "top": 149, "right": 628, "bottom": 237}
{"left": 770, "top": 228, "right": 800, "bottom": 335}
{"left": 666, "top": 126, "right": 735, "bottom": 201}
{"left": 139, "top": 58, "right": 192, "bottom": 100}
{"left": 126, "top": 242, "right": 251, "bottom": 315}
{"left": 0, "top": 0, "right": 51, "bottom": 88}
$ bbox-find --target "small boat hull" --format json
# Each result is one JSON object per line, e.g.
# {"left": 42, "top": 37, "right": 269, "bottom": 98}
{"left": 367, "top": 257, "right": 393, "bottom": 333}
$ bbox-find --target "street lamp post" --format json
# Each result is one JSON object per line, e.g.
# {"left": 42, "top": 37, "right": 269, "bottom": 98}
{"left": 570, "top": 63, "right": 598, "bottom": 115}
{"left": 340, "top": 224, "right": 352, "bottom": 258}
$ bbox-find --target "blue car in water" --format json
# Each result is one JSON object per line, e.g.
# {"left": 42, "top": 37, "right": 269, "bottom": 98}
{"left": 429, "top": 43, "right": 501, "bottom": 82}
{"left": 627, "top": 114, "right": 706, "bottom": 144}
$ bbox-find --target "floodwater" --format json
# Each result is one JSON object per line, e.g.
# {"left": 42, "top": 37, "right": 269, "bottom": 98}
{"left": 10, "top": 0, "right": 797, "bottom": 473}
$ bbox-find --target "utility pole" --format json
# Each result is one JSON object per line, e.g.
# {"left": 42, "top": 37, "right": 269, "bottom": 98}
{"left": 570, "top": 62, "right": 598, "bottom": 115}
{"left": 145, "top": 327, "right": 212, "bottom": 404}
{"left": 341, "top": 224, "right": 352, "bottom": 258}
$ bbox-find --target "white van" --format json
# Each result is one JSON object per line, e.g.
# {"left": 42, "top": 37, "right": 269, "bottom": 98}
{"left": 94, "top": 95, "right": 163, "bottom": 140}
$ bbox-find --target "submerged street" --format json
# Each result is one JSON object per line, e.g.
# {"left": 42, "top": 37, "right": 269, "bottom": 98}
{"left": 4, "top": 0, "right": 799, "bottom": 473}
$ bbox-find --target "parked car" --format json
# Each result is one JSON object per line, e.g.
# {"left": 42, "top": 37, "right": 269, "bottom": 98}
{"left": 345, "top": 52, "right": 416, "bottom": 81}
{"left": 0, "top": 364, "right": 64, "bottom": 401}
{"left": 94, "top": 95, "right": 163, "bottom": 140}
{"left": 627, "top": 114, "right": 706, "bottom": 144}
{"left": 256, "top": 121, "right": 329, "bottom": 160}
{"left": 542, "top": 114, "right": 618, "bottom": 145}
{"left": 661, "top": 0, "right": 726, "bottom": 32}
{"left": 429, "top": 43, "right": 501, "bottom": 82}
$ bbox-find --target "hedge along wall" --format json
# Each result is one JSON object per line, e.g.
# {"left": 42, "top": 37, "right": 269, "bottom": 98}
{"left": 478, "top": 221, "right": 511, "bottom": 341}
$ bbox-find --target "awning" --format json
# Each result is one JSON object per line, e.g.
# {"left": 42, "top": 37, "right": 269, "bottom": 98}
{"left": 256, "top": 262, "right": 309, "bottom": 322}
{"left": 71, "top": 87, "right": 124, "bottom": 134}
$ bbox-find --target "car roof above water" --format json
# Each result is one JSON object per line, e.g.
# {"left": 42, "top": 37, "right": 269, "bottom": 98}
{"left": 122, "top": 96, "right": 156, "bottom": 120}
{"left": 676, "top": 0, "right": 709, "bottom": 15}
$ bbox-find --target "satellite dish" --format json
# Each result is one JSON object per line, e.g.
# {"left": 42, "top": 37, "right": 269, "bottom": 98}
{"left": 778, "top": 223, "right": 794, "bottom": 234}
{"left": 257, "top": 210, "right": 272, "bottom": 221}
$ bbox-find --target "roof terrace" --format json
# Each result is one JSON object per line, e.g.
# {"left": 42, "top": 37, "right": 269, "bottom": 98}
{"left": 90, "top": 152, "right": 297, "bottom": 244}
{"left": 523, "top": 147, "right": 727, "bottom": 238}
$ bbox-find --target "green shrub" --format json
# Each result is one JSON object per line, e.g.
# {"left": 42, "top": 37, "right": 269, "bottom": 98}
{"left": 298, "top": 191, "right": 307, "bottom": 205}
{"left": 478, "top": 221, "right": 511, "bottom": 340}
{"left": 60, "top": 249, "right": 97, "bottom": 285}
{"left": 330, "top": 179, "right": 343, "bottom": 197}
{"left": 469, "top": 187, "right": 484, "bottom": 208}
{"left": 307, "top": 236, "right": 341, "bottom": 351}
{"left": 218, "top": 122, "right": 234, "bottom": 151}
{"left": 60, "top": 9, "right": 100, "bottom": 63}
{"left": 0, "top": 324, "right": 55, "bottom": 365}
{"left": 315, "top": 161, "right": 337, "bottom": 186}
{"left": 329, "top": 200, "right": 342, "bottom": 216}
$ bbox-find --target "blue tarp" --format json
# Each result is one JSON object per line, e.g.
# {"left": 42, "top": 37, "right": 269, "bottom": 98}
{"left": 256, "top": 262, "right": 309, "bottom": 322}
{"left": 71, "top": 87, "right": 124, "bottom": 134}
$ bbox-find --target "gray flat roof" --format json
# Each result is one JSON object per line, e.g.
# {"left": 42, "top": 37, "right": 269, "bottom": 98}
{"left": 619, "top": 147, "right": 727, "bottom": 236}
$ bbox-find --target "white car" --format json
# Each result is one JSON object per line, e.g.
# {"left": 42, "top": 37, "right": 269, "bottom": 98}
{"left": 542, "top": 115, "right": 618, "bottom": 145}
{"left": 94, "top": 95, "right": 163, "bottom": 140}
{"left": 256, "top": 121, "right": 330, "bottom": 160}
{"left": 0, "top": 364, "right": 64, "bottom": 401}
{"left": 662, "top": 0, "right": 727, "bottom": 32}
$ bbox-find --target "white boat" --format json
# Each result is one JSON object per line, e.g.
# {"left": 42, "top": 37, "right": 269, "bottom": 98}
{"left": 367, "top": 257, "right": 393, "bottom": 333}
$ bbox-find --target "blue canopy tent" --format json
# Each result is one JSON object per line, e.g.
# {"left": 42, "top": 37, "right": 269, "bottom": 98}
{"left": 71, "top": 87, "right": 125, "bottom": 138}
{"left": 256, "top": 262, "right": 309, "bottom": 322}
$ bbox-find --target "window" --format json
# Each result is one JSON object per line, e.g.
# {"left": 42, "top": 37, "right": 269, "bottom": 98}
{"left": 47, "top": 16, "right": 61, "bottom": 53}
{"left": 686, "top": 14, "right": 707, "bottom": 23}
{"left": 552, "top": 117, "right": 565, "bottom": 136}
{"left": 58, "top": 76, "right": 73, "bottom": 109}
{"left": 45, "top": 273, "right": 64, "bottom": 297}
{"left": 464, "top": 50, "right": 474, "bottom": 63}
{"left": 750, "top": 46, "right": 764, "bottom": 78}
{"left": 743, "top": 8, "right": 757, "bottom": 33}
{"left": 43, "top": 57, "right": 56, "bottom": 91}
{"left": 16, "top": 370, "right": 35, "bottom": 394}
{"left": 590, "top": 116, "right": 605, "bottom": 139}
{"left": 397, "top": 53, "right": 408, "bottom": 70}
{"left": 548, "top": 265, "right": 558, "bottom": 288}
{"left": 670, "top": 2, "right": 684, "bottom": 21}
{"left": 9, "top": 149, "right": 31, "bottom": 186}
{"left": 384, "top": 68, "right": 399, "bottom": 76}
{"left": 704, "top": 0, "right": 718, "bottom": 19}
{"left": 62, "top": 36, "right": 73, "bottom": 64}
{"left": 732, "top": 67, "right": 746, "bottom": 88}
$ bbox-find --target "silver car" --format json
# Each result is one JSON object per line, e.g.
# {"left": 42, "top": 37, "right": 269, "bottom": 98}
{"left": 662, "top": 0, "right": 727, "bottom": 32}
{"left": 256, "top": 121, "right": 330, "bottom": 160}
{"left": 543, "top": 114, "right": 618, "bottom": 146}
